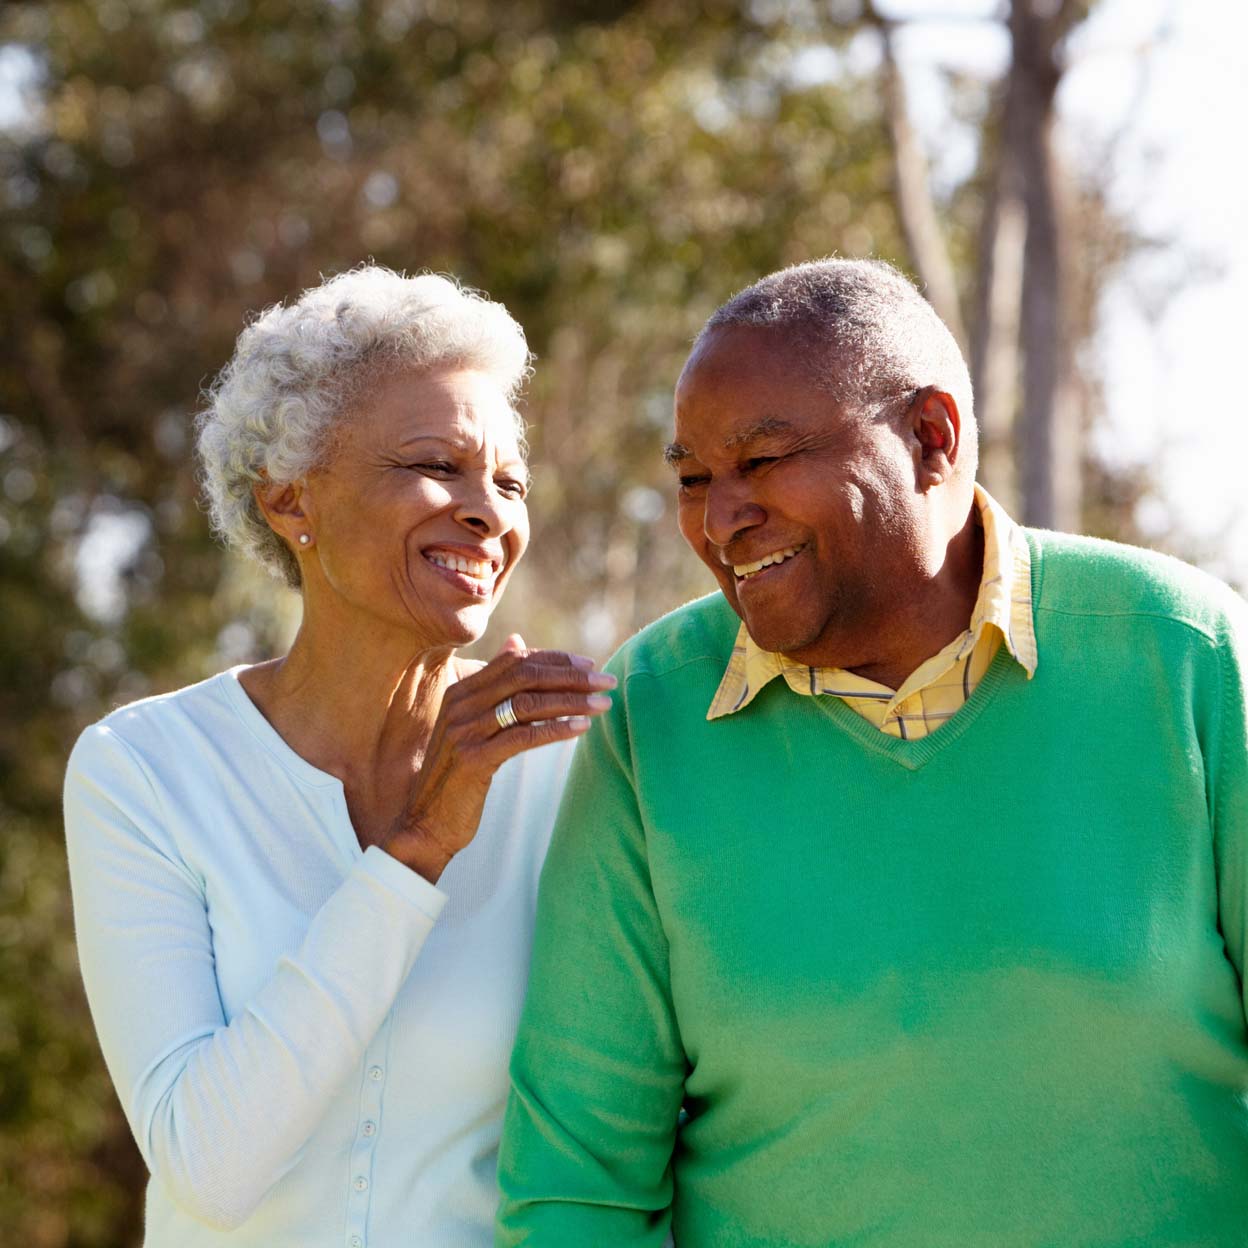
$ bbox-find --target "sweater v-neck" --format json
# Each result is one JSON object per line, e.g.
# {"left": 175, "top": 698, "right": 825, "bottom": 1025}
{"left": 804, "top": 639, "right": 1021, "bottom": 770}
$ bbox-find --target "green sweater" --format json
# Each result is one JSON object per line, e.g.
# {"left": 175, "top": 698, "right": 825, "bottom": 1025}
{"left": 497, "top": 531, "right": 1248, "bottom": 1247}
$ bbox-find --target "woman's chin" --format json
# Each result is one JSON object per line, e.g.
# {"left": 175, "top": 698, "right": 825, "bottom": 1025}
{"left": 426, "top": 602, "right": 496, "bottom": 650}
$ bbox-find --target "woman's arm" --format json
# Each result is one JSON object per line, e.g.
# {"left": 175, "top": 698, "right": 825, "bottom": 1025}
{"left": 64, "top": 723, "right": 446, "bottom": 1231}
{"left": 65, "top": 642, "right": 613, "bottom": 1231}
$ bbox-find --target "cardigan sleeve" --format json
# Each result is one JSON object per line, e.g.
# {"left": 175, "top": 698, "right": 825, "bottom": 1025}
{"left": 495, "top": 672, "right": 686, "bottom": 1245}
{"left": 63, "top": 722, "right": 447, "bottom": 1231}
{"left": 1210, "top": 590, "right": 1248, "bottom": 1021}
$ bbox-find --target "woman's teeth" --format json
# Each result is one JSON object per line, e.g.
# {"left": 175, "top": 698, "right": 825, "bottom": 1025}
{"left": 427, "top": 552, "right": 492, "bottom": 580}
{"left": 734, "top": 545, "right": 803, "bottom": 579}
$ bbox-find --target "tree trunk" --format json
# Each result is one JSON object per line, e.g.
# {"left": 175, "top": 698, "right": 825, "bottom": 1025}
{"left": 1010, "top": 0, "right": 1082, "bottom": 531}
{"left": 871, "top": 14, "right": 968, "bottom": 352}
{"left": 969, "top": 92, "right": 1026, "bottom": 512}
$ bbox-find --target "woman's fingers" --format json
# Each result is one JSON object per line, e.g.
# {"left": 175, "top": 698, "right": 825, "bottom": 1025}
{"left": 499, "top": 632, "right": 528, "bottom": 656}
{"left": 387, "top": 643, "right": 612, "bottom": 879}
{"left": 477, "top": 713, "right": 596, "bottom": 765}
{"left": 455, "top": 643, "right": 597, "bottom": 690}
{"left": 448, "top": 649, "right": 615, "bottom": 718}
{"left": 493, "top": 688, "right": 613, "bottom": 728}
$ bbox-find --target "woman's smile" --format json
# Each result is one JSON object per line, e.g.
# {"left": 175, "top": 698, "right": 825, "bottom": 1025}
{"left": 420, "top": 543, "right": 505, "bottom": 598}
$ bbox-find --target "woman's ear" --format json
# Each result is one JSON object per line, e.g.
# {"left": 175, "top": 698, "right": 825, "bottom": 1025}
{"left": 253, "top": 477, "right": 314, "bottom": 551}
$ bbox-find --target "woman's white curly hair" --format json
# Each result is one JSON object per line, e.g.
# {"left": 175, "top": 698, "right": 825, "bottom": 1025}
{"left": 197, "top": 265, "right": 532, "bottom": 588}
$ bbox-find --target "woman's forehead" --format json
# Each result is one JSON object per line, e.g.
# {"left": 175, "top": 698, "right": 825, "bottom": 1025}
{"left": 349, "top": 367, "right": 523, "bottom": 456}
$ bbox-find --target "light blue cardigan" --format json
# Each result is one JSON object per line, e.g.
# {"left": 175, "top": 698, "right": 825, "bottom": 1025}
{"left": 64, "top": 667, "right": 571, "bottom": 1246}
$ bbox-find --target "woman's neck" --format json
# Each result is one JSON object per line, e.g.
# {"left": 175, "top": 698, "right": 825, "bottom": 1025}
{"left": 238, "top": 609, "right": 460, "bottom": 789}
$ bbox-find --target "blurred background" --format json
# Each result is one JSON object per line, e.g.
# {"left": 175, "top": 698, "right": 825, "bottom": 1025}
{"left": 1, "top": 0, "right": 1244, "bottom": 1242}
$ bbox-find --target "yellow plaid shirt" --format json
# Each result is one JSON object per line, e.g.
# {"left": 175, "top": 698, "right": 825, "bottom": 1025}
{"left": 707, "top": 486, "right": 1038, "bottom": 738}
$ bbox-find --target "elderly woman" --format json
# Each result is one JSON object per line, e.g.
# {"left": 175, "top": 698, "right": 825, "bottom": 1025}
{"left": 63, "top": 266, "right": 613, "bottom": 1246}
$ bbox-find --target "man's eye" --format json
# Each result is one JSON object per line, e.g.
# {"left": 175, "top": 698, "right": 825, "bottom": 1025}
{"left": 744, "top": 456, "right": 778, "bottom": 471}
{"left": 411, "top": 461, "right": 454, "bottom": 474}
{"left": 678, "top": 475, "right": 709, "bottom": 492}
{"left": 497, "top": 478, "right": 527, "bottom": 499}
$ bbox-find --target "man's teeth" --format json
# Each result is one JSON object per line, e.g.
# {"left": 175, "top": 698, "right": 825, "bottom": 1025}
{"left": 733, "top": 545, "right": 803, "bottom": 579}
{"left": 428, "top": 553, "right": 493, "bottom": 579}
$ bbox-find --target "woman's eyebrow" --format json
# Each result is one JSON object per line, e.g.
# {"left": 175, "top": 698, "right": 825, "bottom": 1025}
{"left": 396, "top": 433, "right": 461, "bottom": 449}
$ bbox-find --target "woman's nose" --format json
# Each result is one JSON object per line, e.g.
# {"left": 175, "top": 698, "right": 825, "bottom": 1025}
{"left": 454, "top": 479, "right": 513, "bottom": 536}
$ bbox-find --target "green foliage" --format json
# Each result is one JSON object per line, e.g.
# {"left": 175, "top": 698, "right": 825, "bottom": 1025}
{"left": 1, "top": 4, "right": 908, "bottom": 1239}
{"left": 0, "top": 1, "right": 1150, "bottom": 1243}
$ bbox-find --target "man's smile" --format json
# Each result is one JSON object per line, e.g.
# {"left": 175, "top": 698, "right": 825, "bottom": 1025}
{"left": 729, "top": 543, "right": 807, "bottom": 582}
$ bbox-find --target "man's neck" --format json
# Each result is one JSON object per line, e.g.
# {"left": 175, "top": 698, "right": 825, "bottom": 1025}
{"left": 790, "top": 504, "right": 986, "bottom": 692}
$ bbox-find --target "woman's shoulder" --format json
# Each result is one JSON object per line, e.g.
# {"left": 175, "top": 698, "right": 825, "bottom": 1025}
{"left": 69, "top": 668, "right": 245, "bottom": 781}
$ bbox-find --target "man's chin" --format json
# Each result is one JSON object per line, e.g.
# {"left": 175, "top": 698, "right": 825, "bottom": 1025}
{"left": 737, "top": 610, "right": 816, "bottom": 659}
{"left": 717, "top": 580, "right": 824, "bottom": 656}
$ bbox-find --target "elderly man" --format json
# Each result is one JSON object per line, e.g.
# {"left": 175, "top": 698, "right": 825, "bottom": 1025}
{"left": 495, "top": 259, "right": 1248, "bottom": 1246}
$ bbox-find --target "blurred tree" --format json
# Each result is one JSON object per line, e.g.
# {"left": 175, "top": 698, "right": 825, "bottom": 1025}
{"left": 0, "top": 0, "right": 1170, "bottom": 1243}
{"left": 867, "top": 0, "right": 1104, "bottom": 532}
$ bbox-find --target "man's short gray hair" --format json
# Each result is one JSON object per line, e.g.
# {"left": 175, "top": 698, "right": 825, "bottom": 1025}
{"left": 197, "top": 265, "right": 532, "bottom": 588}
{"left": 699, "top": 257, "right": 974, "bottom": 443}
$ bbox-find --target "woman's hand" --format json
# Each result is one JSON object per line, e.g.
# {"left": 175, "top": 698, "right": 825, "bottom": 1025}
{"left": 381, "top": 635, "right": 615, "bottom": 882}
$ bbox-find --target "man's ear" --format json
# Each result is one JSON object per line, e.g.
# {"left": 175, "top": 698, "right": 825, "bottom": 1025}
{"left": 909, "top": 387, "right": 962, "bottom": 490}
{"left": 253, "top": 476, "right": 313, "bottom": 551}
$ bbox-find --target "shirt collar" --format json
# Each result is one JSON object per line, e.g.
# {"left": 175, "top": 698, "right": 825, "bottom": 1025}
{"left": 706, "top": 484, "right": 1037, "bottom": 720}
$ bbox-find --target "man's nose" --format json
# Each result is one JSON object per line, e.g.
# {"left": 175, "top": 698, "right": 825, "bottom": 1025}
{"left": 703, "top": 478, "right": 765, "bottom": 548}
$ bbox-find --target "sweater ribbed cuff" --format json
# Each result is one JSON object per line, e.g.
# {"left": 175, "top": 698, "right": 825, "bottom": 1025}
{"left": 358, "top": 844, "right": 448, "bottom": 924}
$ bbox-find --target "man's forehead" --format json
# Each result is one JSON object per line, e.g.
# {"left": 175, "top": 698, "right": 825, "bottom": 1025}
{"left": 678, "top": 322, "right": 795, "bottom": 385}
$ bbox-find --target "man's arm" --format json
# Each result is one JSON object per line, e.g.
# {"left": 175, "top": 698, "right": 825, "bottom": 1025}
{"left": 1210, "top": 590, "right": 1248, "bottom": 1020}
{"left": 496, "top": 672, "right": 686, "bottom": 1245}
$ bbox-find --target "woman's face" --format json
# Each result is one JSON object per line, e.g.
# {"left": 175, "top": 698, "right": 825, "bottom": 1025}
{"left": 297, "top": 366, "right": 530, "bottom": 650}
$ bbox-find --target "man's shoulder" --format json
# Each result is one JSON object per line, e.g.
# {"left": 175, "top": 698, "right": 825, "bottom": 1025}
{"left": 1029, "top": 528, "right": 1246, "bottom": 643}
{"left": 606, "top": 592, "right": 740, "bottom": 684}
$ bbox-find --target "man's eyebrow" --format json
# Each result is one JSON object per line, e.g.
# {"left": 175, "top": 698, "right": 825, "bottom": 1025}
{"left": 723, "top": 417, "right": 796, "bottom": 449}
{"left": 663, "top": 417, "right": 798, "bottom": 465}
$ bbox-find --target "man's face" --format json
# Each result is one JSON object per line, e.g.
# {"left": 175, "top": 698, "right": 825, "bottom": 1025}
{"left": 670, "top": 324, "right": 927, "bottom": 669}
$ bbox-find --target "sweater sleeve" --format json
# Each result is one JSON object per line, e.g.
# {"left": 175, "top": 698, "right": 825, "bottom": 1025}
{"left": 1209, "top": 590, "right": 1248, "bottom": 1021}
{"left": 63, "top": 722, "right": 447, "bottom": 1231}
{"left": 495, "top": 673, "right": 686, "bottom": 1246}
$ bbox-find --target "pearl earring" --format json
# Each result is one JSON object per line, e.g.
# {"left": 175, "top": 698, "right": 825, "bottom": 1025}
{"left": 298, "top": 534, "right": 311, "bottom": 546}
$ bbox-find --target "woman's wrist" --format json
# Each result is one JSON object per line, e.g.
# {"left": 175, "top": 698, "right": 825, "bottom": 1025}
{"left": 381, "top": 822, "right": 455, "bottom": 885}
